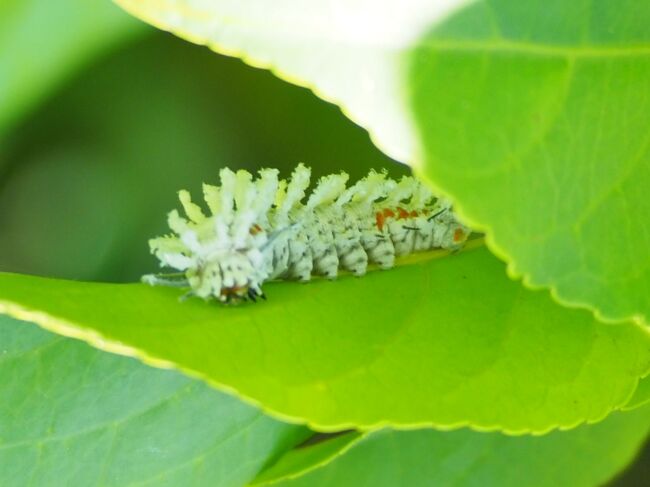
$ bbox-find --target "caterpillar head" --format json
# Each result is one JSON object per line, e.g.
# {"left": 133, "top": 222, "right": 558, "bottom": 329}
{"left": 147, "top": 221, "right": 268, "bottom": 304}
{"left": 184, "top": 250, "right": 266, "bottom": 303}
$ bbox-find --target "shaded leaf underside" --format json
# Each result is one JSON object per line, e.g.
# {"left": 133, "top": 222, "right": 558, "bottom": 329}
{"left": 256, "top": 407, "right": 650, "bottom": 487}
{"left": 0, "top": 316, "right": 308, "bottom": 486}
{"left": 410, "top": 0, "right": 650, "bottom": 326}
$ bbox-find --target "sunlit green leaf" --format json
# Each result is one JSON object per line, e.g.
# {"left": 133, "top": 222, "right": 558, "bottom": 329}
{"left": 0, "top": 247, "right": 647, "bottom": 433}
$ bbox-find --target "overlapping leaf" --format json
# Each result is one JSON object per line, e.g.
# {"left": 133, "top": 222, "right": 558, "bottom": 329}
{"left": 0, "top": 247, "right": 648, "bottom": 433}
{"left": 255, "top": 407, "right": 650, "bottom": 487}
{"left": 623, "top": 376, "right": 650, "bottom": 411}
{"left": 410, "top": 0, "right": 650, "bottom": 326}
{"left": 0, "top": 315, "right": 308, "bottom": 486}
{"left": 252, "top": 433, "right": 363, "bottom": 486}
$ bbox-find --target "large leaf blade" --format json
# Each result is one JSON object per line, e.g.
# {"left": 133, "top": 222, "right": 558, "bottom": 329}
{"left": 0, "top": 247, "right": 647, "bottom": 433}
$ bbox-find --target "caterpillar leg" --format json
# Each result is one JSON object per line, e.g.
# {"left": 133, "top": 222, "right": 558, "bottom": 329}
{"left": 142, "top": 273, "right": 190, "bottom": 288}
{"left": 179, "top": 290, "right": 196, "bottom": 302}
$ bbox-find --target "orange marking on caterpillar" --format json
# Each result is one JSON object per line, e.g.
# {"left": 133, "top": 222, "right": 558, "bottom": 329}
{"left": 396, "top": 207, "right": 409, "bottom": 219}
{"left": 376, "top": 211, "right": 386, "bottom": 231}
{"left": 377, "top": 208, "right": 398, "bottom": 231}
{"left": 454, "top": 228, "right": 465, "bottom": 242}
{"left": 250, "top": 224, "right": 263, "bottom": 235}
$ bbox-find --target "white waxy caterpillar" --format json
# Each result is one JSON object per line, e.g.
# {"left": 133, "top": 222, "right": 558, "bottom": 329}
{"left": 143, "top": 164, "right": 471, "bottom": 303}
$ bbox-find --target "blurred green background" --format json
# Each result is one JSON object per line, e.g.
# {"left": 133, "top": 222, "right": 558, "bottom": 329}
{"left": 0, "top": 0, "right": 403, "bottom": 283}
{"left": 0, "top": 1, "right": 646, "bottom": 484}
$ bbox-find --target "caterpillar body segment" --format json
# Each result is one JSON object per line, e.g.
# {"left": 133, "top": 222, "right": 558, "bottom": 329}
{"left": 144, "top": 164, "right": 470, "bottom": 303}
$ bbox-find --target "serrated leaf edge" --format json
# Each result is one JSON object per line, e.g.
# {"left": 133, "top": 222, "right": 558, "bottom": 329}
{"left": 0, "top": 294, "right": 643, "bottom": 435}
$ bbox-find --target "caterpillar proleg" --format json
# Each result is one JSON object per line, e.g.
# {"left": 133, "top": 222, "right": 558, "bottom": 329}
{"left": 143, "top": 164, "right": 471, "bottom": 303}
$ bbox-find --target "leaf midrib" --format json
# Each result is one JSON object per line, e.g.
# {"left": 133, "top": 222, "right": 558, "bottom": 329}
{"left": 420, "top": 38, "right": 650, "bottom": 59}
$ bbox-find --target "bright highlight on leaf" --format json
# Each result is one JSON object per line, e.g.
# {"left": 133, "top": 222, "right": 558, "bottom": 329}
{"left": 144, "top": 164, "right": 469, "bottom": 303}
{"left": 112, "top": 0, "right": 472, "bottom": 162}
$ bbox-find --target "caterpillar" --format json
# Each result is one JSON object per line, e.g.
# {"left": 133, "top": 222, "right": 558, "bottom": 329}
{"left": 143, "top": 164, "right": 471, "bottom": 303}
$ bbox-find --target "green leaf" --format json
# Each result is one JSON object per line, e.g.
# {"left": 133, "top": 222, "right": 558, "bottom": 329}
{"left": 0, "top": 0, "right": 146, "bottom": 138}
{"left": 259, "top": 407, "right": 650, "bottom": 487}
{"left": 0, "top": 247, "right": 648, "bottom": 433}
{"left": 251, "top": 432, "right": 363, "bottom": 486}
{"left": 0, "top": 315, "right": 308, "bottom": 486}
{"left": 409, "top": 0, "right": 650, "bottom": 326}
{"left": 623, "top": 376, "right": 650, "bottom": 411}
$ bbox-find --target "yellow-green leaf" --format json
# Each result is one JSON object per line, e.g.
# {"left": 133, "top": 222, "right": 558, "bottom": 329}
{"left": 0, "top": 247, "right": 648, "bottom": 433}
